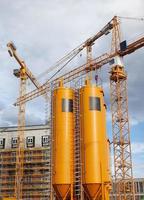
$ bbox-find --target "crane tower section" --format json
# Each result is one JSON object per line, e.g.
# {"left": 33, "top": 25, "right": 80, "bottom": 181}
{"left": 110, "top": 57, "right": 135, "bottom": 200}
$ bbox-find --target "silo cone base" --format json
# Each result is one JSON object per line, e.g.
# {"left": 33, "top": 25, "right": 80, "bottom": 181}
{"left": 53, "top": 184, "right": 71, "bottom": 199}
{"left": 83, "top": 183, "right": 101, "bottom": 199}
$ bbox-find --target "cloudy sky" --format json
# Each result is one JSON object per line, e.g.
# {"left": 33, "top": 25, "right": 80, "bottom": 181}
{"left": 0, "top": 0, "right": 144, "bottom": 177}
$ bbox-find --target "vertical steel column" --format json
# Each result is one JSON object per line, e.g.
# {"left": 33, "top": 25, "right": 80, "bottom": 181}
{"left": 110, "top": 65, "right": 135, "bottom": 200}
{"left": 15, "top": 78, "right": 26, "bottom": 200}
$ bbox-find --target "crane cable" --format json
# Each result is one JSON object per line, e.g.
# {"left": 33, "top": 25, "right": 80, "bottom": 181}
{"left": 44, "top": 50, "right": 82, "bottom": 83}
{"left": 118, "top": 16, "right": 144, "bottom": 21}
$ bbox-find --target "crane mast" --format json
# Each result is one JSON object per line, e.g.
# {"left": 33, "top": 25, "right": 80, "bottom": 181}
{"left": 15, "top": 68, "right": 26, "bottom": 200}
{"left": 7, "top": 42, "right": 27, "bottom": 200}
{"left": 7, "top": 42, "right": 44, "bottom": 200}
{"left": 110, "top": 16, "right": 135, "bottom": 200}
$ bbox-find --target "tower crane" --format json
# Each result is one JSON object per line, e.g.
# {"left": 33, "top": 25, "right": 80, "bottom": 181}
{"left": 110, "top": 16, "right": 135, "bottom": 200}
{"left": 7, "top": 42, "right": 47, "bottom": 200}
{"left": 10, "top": 16, "right": 144, "bottom": 200}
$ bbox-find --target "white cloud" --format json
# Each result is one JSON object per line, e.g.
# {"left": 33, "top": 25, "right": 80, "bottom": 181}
{"left": 129, "top": 116, "right": 139, "bottom": 127}
{"left": 132, "top": 142, "right": 144, "bottom": 177}
{"left": 0, "top": 105, "right": 43, "bottom": 127}
{"left": 132, "top": 142, "right": 144, "bottom": 154}
{"left": 133, "top": 164, "right": 144, "bottom": 178}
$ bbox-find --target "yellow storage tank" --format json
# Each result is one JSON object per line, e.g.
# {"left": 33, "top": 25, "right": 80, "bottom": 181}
{"left": 80, "top": 79, "right": 111, "bottom": 200}
{"left": 52, "top": 81, "right": 74, "bottom": 200}
{"left": 3, "top": 198, "right": 16, "bottom": 200}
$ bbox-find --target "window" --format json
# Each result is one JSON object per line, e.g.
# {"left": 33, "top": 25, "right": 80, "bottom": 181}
{"left": 0, "top": 138, "right": 5, "bottom": 149}
{"left": 26, "top": 136, "right": 35, "bottom": 148}
{"left": 139, "top": 182, "right": 144, "bottom": 193}
{"left": 62, "top": 99, "right": 73, "bottom": 112}
{"left": 120, "top": 40, "right": 127, "bottom": 51}
{"left": 11, "top": 137, "right": 18, "bottom": 148}
{"left": 42, "top": 135, "right": 49, "bottom": 147}
{"left": 89, "top": 97, "right": 101, "bottom": 111}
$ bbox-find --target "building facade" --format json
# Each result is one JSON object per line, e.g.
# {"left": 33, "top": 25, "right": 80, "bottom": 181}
{"left": 0, "top": 124, "right": 51, "bottom": 200}
{"left": 111, "top": 179, "right": 144, "bottom": 200}
{"left": 134, "top": 178, "right": 144, "bottom": 200}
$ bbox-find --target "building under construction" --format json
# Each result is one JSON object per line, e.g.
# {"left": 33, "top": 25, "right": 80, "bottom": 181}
{"left": 0, "top": 16, "right": 144, "bottom": 200}
{"left": 0, "top": 125, "right": 51, "bottom": 199}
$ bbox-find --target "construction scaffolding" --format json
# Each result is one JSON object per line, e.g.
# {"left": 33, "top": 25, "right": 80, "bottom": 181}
{"left": 0, "top": 147, "right": 51, "bottom": 200}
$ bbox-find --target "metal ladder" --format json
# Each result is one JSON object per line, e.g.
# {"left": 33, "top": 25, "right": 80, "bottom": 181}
{"left": 74, "top": 89, "right": 83, "bottom": 200}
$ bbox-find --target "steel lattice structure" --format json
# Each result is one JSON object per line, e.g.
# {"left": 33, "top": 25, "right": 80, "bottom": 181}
{"left": 15, "top": 78, "right": 26, "bottom": 200}
{"left": 110, "top": 65, "right": 135, "bottom": 200}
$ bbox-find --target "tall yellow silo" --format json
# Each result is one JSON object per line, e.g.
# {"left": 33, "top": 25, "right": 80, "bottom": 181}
{"left": 52, "top": 81, "right": 74, "bottom": 200}
{"left": 80, "top": 79, "right": 111, "bottom": 200}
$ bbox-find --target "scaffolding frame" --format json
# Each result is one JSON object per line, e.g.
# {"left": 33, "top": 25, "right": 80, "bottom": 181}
{"left": 0, "top": 147, "right": 50, "bottom": 200}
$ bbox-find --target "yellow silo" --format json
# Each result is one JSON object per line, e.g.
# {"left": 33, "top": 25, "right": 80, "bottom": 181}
{"left": 52, "top": 81, "right": 74, "bottom": 200}
{"left": 80, "top": 79, "right": 111, "bottom": 200}
{"left": 2, "top": 198, "right": 16, "bottom": 200}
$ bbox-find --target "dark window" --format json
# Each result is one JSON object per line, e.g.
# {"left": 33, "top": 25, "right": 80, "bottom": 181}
{"left": 89, "top": 97, "right": 101, "bottom": 111}
{"left": 42, "top": 135, "right": 49, "bottom": 147}
{"left": 0, "top": 138, "right": 5, "bottom": 149}
{"left": 109, "top": 58, "right": 115, "bottom": 65}
{"left": 62, "top": 99, "right": 73, "bottom": 112}
{"left": 26, "top": 136, "right": 35, "bottom": 148}
{"left": 120, "top": 40, "right": 127, "bottom": 51}
{"left": 11, "top": 137, "right": 18, "bottom": 148}
{"left": 139, "top": 182, "right": 144, "bottom": 193}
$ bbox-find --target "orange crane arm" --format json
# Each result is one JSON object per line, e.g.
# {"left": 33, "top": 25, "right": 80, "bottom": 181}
{"left": 14, "top": 36, "right": 144, "bottom": 106}
{"left": 7, "top": 42, "right": 41, "bottom": 89}
{"left": 120, "top": 37, "right": 144, "bottom": 56}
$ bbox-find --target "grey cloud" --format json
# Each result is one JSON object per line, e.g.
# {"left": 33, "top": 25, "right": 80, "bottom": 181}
{"left": 0, "top": 101, "right": 5, "bottom": 111}
{"left": 0, "top": 106, "right": 18, "bottom": 126}
{"left": 0, "top": 105, "right": 43, "bottom": 126}
{"left": 25, "top": 112, "right": 43, "bottom": 125}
